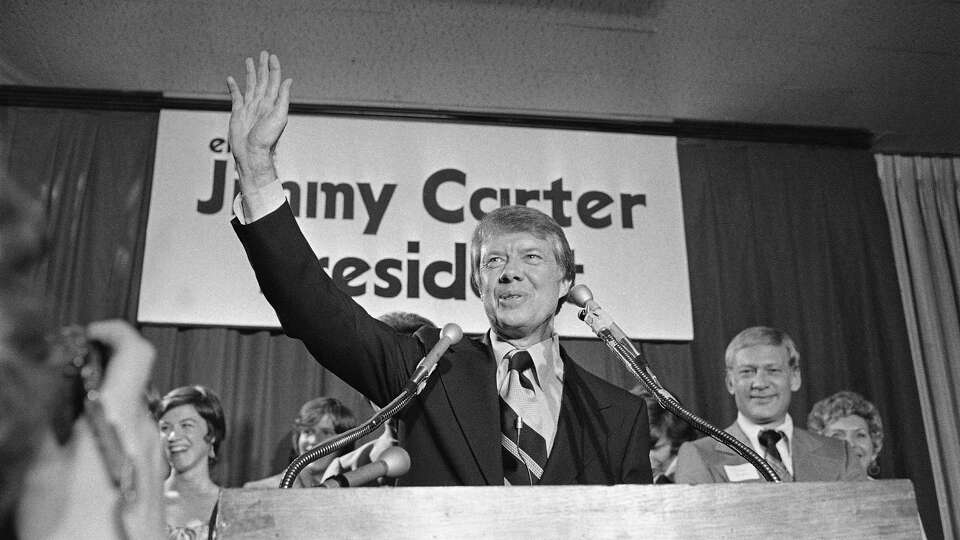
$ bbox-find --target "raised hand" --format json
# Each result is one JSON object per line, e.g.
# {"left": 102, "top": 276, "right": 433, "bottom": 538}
{"left": 226, "top": 51, "right": 293, "bottom": 191}
{"left": 86, "top": 319, "right": 156, "bottom": 417}
{"left": 83, "top": 319, "right": 165, "bottom": 540}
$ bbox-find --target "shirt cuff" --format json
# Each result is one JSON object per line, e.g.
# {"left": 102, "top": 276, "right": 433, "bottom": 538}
{"left": 233, "top": 180, "right": 287, "bottom": 224}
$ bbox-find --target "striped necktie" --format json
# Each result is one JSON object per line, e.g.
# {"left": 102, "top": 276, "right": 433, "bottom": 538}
{"left": 500, "top": 350, "right": 549, "bottom": 485}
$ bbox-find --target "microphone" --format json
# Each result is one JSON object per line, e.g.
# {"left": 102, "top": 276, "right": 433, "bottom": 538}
{"left": 568, "top": 284, "right": 641, "bottom": 359}
{"left": 405, "top": 323, "right": 463, "bottom": 395}
{"left": 321, "top": 446, "right": 411, "bottom": 488}
{"left": 568, "top": 284, "right": 672, "bottom": 401}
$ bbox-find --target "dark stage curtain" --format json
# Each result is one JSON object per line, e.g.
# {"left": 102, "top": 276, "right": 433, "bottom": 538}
{"left": 1, "top": 106, "right": 156, "bottom": 325}
{"left": 1, "top": 105, "right": 940, "bottom": 537}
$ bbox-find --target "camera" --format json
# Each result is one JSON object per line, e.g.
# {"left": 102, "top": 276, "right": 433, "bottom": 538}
{"left": 46, "top": 326, "right": 111, "bottom": 444}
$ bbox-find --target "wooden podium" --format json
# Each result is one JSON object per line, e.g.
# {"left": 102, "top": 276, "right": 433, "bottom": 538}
{"left": 215, "top": 480, "right": 922, "bottom": 539}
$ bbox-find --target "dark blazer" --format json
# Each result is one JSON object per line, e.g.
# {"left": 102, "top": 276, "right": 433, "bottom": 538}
{"left": 233, "top": 204, "right": 651, "bottom": 486}
{"left": 674, "top": 421, "right": 867, "bottom": 483}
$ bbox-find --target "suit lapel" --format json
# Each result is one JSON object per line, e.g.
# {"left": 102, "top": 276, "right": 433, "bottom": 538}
{"left": 539, "top": 350, "right": 602, "bottom": 484}
{"left": 437, "top": 336, "right": 501, "bottom": 484}
{"left": 539, "top": 380, "right": 581, "bottom": 483}
{"left": 714, "top": 422, "right": 749, "bottom": 456}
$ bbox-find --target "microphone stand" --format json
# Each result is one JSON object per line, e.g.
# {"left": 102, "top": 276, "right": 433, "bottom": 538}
{"left": 573, "top": 288, "right": 781, "bottom": 483}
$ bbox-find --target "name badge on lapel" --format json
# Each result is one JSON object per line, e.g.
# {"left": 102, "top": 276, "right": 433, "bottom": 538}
{"left": 724, "top": 463, "right": 761, "bottom": 482}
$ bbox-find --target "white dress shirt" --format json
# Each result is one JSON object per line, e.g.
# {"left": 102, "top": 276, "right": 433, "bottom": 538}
{"left": 735, "top": 412, "right": 795, "bottom": 476}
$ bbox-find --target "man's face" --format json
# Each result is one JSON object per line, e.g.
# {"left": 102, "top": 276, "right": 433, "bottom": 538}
{"left": 477, "top": 231, "right": 571, "bottom": 346}
{"left": 725, "top": 344, "right": 800, "bottom": 426}
{"left": 297, "top": 413, "right": 339, "bottom": 473}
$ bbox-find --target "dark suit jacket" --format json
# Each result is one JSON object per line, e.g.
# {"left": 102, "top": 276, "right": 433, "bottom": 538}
{"left": 674, "top": 421, "right": 867, "bottom": 483}
{"left": 233, "top": 204, "right": 651, "bottom": 486}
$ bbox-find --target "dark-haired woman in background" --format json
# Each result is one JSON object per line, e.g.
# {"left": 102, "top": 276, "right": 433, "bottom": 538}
{"left": 155, "top": 385, "right": 226, "bottom": 539}
{"left": 807, "top": 390, "right": 884, "bottom": 478}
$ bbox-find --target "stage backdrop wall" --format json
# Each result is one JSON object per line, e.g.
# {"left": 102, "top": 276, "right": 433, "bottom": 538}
{"left": 0, "top": 104, "right": 942, "bottom": 538}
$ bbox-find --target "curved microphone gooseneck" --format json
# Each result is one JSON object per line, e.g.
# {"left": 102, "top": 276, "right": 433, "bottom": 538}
{"left": 568, "top": 285, "right": 781, "bottom": 483}
{"left": 279, "top": 323, "right": 464, "bottom": 489}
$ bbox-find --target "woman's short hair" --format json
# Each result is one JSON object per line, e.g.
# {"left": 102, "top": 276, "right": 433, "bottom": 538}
{"left": 807, "top": 390, "right": 884, "bottom": 461}
{"left": 469, "top": 205, "right": 576, "bottom": 309}
{"left": 724, "top": 326, "right": 800, "bottom": 371}
{"left": 291, "top": 397, "right": 357, "bottom": 452}
{"left": 155, "top": 385, "right": 226, "bottom": 463}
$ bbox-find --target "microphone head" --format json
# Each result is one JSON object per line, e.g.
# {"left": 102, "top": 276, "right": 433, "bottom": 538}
{"left": 440, "top": 323, "right": 464, "bottom": 344}
{"left": 567, "top": 284, "right": 594, "bottom": 308}
{"left": 379, "top": 446, "right": 411, "bottom": 477}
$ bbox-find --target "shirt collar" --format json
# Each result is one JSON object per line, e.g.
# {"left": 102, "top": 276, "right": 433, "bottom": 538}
{"left": 489, "top": 330, "right": 564, "bottom": 384}
{"left": 736, "top": 412, "right": 794, "bottom": 451}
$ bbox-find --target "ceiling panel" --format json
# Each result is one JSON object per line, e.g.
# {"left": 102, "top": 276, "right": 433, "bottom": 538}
{"left": 1, "top": 0, "right": 958, "bottom": 153}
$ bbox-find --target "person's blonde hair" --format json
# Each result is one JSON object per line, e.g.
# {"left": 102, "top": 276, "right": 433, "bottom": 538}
{"left": 724, "top": 326, "right": 800, "bottom": 371}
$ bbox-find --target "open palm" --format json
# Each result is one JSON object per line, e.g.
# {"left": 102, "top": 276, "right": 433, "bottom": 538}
{"left": 226, "top": 51, "right": 292, "bottom": 185}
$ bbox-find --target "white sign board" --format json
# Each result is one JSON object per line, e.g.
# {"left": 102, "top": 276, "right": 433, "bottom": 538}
{"left": 139, "top": 110, "right": 692, "bottom": 340}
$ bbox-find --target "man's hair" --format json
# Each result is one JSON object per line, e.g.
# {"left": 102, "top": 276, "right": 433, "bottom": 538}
{"left": 155, "top": 385, "right": 227, "bottom": 464}
{"left": 724, "top": 326, "right": 800, "bottom": 370}
{"left": 291, "top": 397, "right": 357, "bottom": 452}
{"left": 378, "top": 311, "right": 435, "bottom": 335}
{"left": 469, "top": 205, "right": 576, "bottom": 309}
{"left": 807, "top": 390, "right": 884, "bottom": 464}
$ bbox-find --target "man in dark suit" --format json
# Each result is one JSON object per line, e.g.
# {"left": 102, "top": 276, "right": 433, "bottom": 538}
{"left": 225, "top": 51, "right": 651, "bottom": 486}
{"left": 675, "top": 326, "right": 866, "bottom": 483}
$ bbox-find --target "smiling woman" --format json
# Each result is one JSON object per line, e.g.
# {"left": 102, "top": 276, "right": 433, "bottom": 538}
{"left": 807, "top": 391, "right": 885, "bottom": 478}
{"left": 155, "top": 385, "right": 225, "bottom": 540}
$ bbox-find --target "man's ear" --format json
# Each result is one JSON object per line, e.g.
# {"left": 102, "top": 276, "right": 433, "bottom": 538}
{"left": 558, "top": 278, "right": 572, "bottom": 300}
{"left": 789, "top": 368, "right": 802, "bottom": 392}
{"left": 725, "top": 371, "right": 736, "bottom": 395}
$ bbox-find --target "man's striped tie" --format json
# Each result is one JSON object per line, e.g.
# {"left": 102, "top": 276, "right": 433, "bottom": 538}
{"left": 500, "top": 350, "right": 549, "bottom": 485}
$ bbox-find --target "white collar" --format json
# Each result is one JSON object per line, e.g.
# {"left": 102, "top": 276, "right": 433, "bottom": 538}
{"left": 736, "top": 412, "right": 795, "bottom": 452}
{"left": 489, "top": 331, "right": 564, "bottom": 384}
